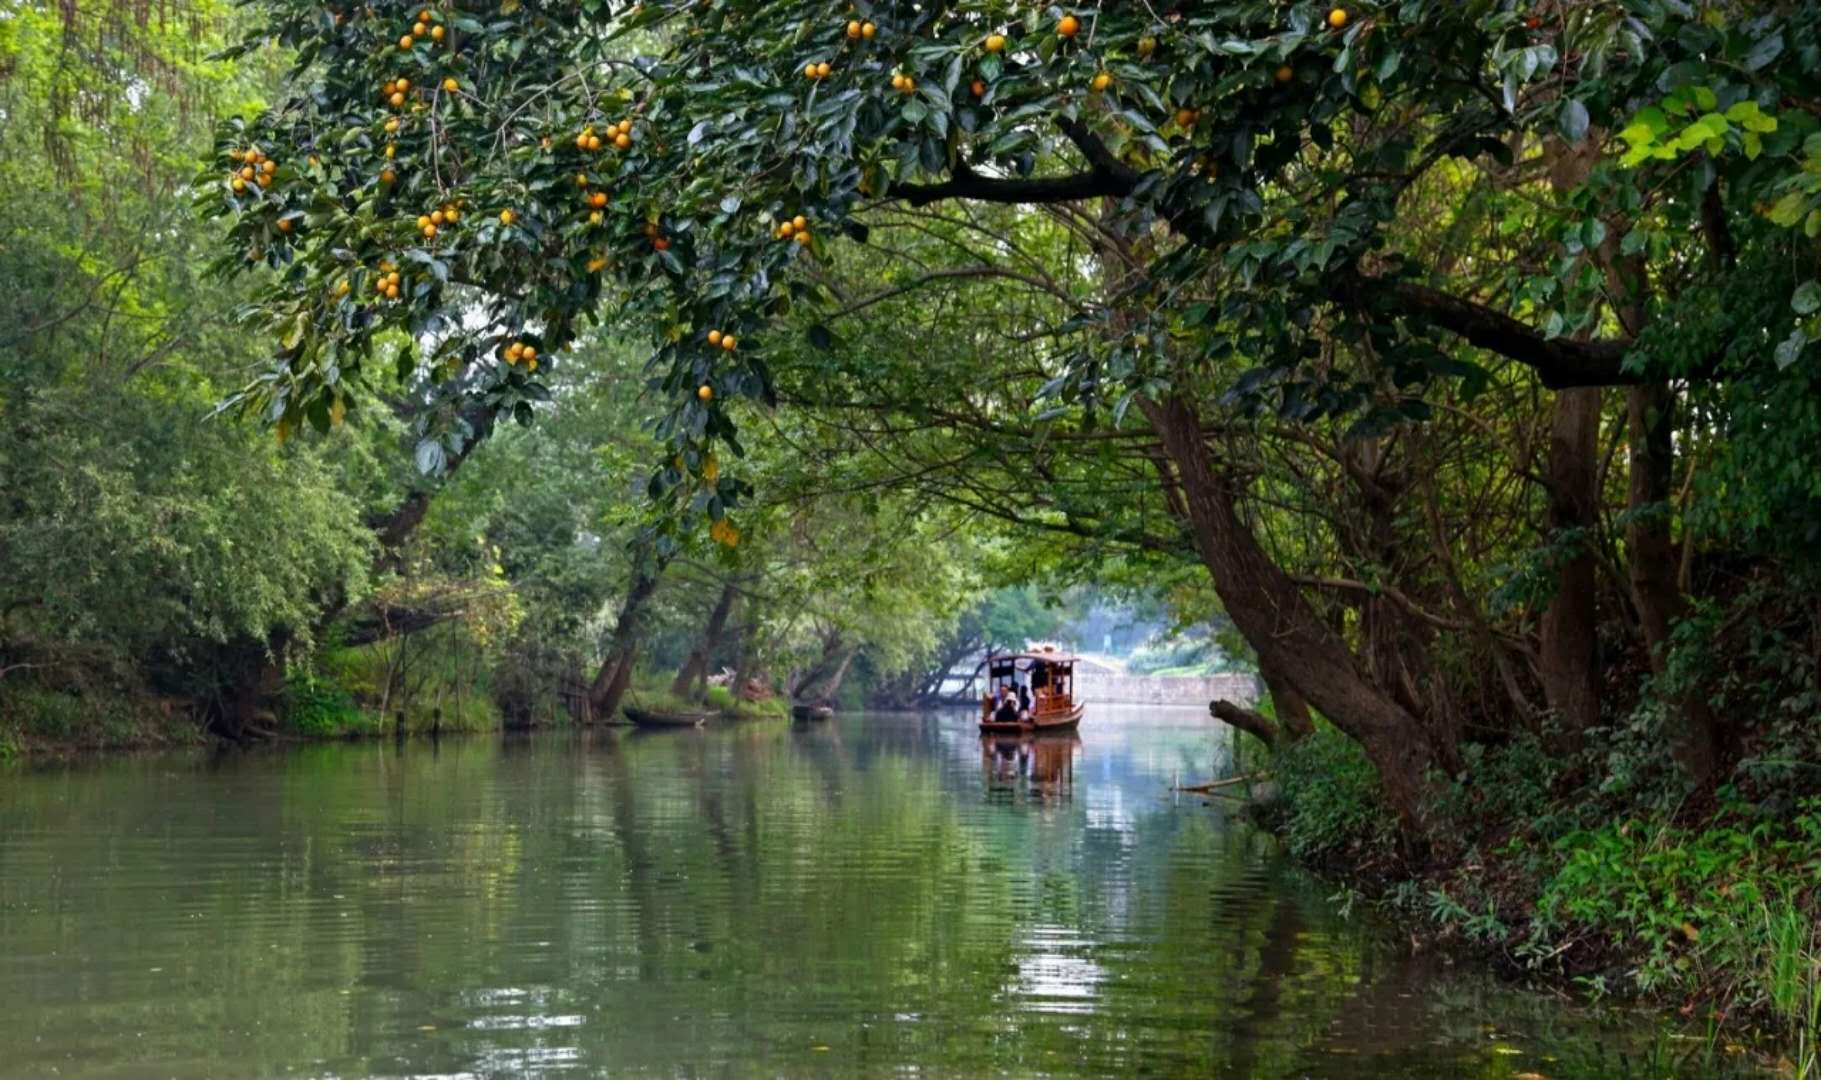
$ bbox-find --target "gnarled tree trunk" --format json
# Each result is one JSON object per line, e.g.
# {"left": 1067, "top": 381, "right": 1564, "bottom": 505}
{"left": 588, "top": 544, "right": 667, "bottom": 721}
{"left": 1138, "top": 393, "right": 1437, "bottom": 831}
{"left": 1259, "top": 658, "right": 1314, "bottom": 741}
{"left": 1626, "top": 383, "right": 1716, "bottom": 787}
{"left": 790, "top": 632, "right": 856, "bottom": 706}
{"left": 671, "top": 577, "right": 739, "bottom": 699}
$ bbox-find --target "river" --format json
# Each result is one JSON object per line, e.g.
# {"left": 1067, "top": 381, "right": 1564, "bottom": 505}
{"left": 0, "top": 706, "right": 1765, "bottom": 1077}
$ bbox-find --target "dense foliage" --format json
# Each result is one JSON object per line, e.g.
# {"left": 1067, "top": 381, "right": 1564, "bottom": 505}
{"left": 5, "top": 0, "right": 1821, "bottom": 1047}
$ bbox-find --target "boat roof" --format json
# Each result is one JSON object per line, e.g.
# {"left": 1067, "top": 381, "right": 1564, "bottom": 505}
{"left": 989, "top": 651, "right": 1078, "bottom": 664}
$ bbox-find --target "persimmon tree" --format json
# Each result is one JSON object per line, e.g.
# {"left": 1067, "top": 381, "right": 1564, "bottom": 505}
{"left": 212, "top": 0, "right": 1821, "bottom": 827}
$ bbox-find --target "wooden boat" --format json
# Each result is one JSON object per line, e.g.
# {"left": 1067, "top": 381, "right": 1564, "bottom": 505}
{"left": 623, "top": 705, "right": 707, "bottom": 729}
{"left": 978, "top": 648, "right": 1085, "bottom": 735}
{"left": 791, "top": 703, "right": 834, "bottom": 721}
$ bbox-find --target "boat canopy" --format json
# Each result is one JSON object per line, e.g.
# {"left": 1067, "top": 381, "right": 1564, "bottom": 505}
{"left": 986, "top": 650, "right": 1077, "bottom": 665}
{"left": 985, "top": 651, "right": 1076, "bottom": 684}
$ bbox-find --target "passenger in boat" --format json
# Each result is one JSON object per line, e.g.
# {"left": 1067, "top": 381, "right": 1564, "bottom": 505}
{"left": 993, "top": 687, "right": 1021, "bottom": 725}
{"left": 1017, "top": 683, "right": 1032, "bottom": 721}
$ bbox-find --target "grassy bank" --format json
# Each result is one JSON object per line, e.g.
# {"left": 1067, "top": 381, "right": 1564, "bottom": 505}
{"left": 1255, "top": 724, "right": 1821, "bottom": 1063}
{"left": 622, "top": 670, "right": 789, "bottom": 721}
{"left": 299, "top": 632, "right": 503, "bottom": 737}
{"left": 0, "top": 682, "right": 204, "bottom": 759}
{"left": 1, "top": 644, "right": 790, "bottom": 758}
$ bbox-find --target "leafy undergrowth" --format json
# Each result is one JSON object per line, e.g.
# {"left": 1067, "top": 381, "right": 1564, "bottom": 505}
{"left": 623, "top": 673, "right": 787, "bottom": 721}
{"left": 303, "top": 635, "right": 501, "bottom": 736}
{"left": 703, "top": 683, "right": 788, "bottom": 719}
{"left": 281, "top": 671, "right": 385, "bottom": 738}
{"left": 0, "top": 679, "right": 203, "bottom": 756}
{"left": 1261, "top": 725, "right": 1821, "bottom": 1056}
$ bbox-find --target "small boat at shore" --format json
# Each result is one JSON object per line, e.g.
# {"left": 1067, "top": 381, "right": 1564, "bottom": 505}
{"left": 978, "top": 649, "right": 1084, "bottom": 735}
{"left": 623, "top": 706, "right": 707, "bottom": 729}
{"left": 791, "top": 703, "right": 834, "bottom": 722}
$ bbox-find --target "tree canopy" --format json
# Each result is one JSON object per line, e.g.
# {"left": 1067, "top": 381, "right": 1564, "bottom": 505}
{"left": 196, "top": 0, "right": 1821, "bottom": 826}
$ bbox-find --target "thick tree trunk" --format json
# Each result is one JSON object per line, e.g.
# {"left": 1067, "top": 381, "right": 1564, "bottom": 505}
{"left": 1138, "top": 393, "right": 1436, "bottom": 831}
{"left": 1626, "top": 384, "right": 1717, "bottom": 787}
{"left": 671, "top": 578, "right": 739, "bottom": 699}
{"left": 1538, "top": 387, "right": 1604, "bottom": 740}
{"left": 728, "top": 618, "right": 758, "bottom": 704}
{"left": 792, "top": 639, "right": 857, "bottom": 706}
{"left": 1588, "top": 195, "right": 1717, "bottom": 787}
{"left": 817, "top": 648, "right": 856, "bottom": 704}
{"left": 1259, "top": 658, "right": 1314, "bottom": 741}
{"left": 1347, "top": 441, "right": 1460, "bottom": 770}
{"left": 588, "top": 546, "right": 667, "bottom": 720}
{"left": 1532, "top": 141, "right": 1610, "bottom": 745}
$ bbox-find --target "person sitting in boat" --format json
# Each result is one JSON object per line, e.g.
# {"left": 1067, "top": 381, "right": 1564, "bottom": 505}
{"left": 993, "top": 687, "right": 1021, "bottom": 725}
{"left": 1017, "top": 683, "right": 1033, "bottom": 721}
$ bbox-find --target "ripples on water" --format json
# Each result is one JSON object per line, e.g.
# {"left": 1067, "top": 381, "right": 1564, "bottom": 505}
{"left": 0, "top": 707, "right": 1762, "bottom": 1077}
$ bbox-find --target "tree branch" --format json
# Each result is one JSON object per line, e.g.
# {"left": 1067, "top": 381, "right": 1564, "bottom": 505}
{"left": 889, "top": 164, "right": 1132, "bottom": 207}
{"left": 880, "top": 126, "right": 1654, "bottom": 389}
{"left": 1349, "top": 277, "right": 1640, "bottom": 388}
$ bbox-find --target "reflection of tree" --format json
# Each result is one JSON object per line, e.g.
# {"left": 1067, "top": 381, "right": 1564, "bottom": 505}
{"left": 0, "top": 719, "right": 1722, "bottom": 1077}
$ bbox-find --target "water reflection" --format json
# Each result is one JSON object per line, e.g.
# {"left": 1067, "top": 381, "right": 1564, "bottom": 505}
{"left": 0, "top": 706, "right": 1770, "bottom": 1078}
{"left": 980, "top": 733, "right": 1078, "bottom": 798}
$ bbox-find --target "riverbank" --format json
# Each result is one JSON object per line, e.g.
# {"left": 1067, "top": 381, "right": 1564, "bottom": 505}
{"left": 1254, "top": 726, "right": 1821, "bottom": 1067}
{"left": 0, "top": 662, "right": 789, "bottom": 761}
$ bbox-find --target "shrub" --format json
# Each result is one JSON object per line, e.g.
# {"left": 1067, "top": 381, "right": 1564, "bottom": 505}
{"left": 282, "top": 672, "right": 378, "bottom": 738}
{"left": 1536, "top": 794, "right": 1821, "bottom": 1005}
{"left": 1426, "top": 735, "right": 1567, "bottom": 857}
{"left": 1273, "top": 724, "right": 1393, "bottom": 857}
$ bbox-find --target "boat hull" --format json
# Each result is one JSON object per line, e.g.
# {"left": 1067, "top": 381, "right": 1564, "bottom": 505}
{"left": 623, "top": 706, "right": 707, "bottom": 729}
{"left": 978, "top": 703, "right": 1084, "bottom": 735}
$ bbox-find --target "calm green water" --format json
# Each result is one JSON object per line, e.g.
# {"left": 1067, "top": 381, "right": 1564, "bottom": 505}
{"left": 0, "top": 707, "right": 1760, "bottom": 1077}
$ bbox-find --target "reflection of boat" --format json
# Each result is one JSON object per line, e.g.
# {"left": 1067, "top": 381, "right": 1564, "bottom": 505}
{"left": 623, "top": 706, "right": 707, "bottom": 729}
{"left": 791, "top": 703, "right": 834, "bottom": 722}
{"left": 980, "top": 733, "right": 1079, "bottom": 793}
{"left": 978, "top": 649, "right": 1084, "bottom": 734}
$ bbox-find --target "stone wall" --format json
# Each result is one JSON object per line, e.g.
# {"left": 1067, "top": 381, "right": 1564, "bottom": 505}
{"left": 1073, "top": 671, "right": 1258, "bottom": 707}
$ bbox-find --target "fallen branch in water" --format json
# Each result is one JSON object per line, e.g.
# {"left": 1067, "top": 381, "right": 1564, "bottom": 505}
{"left": 1175, "top": 772, "right": 1262, "bottom": 793}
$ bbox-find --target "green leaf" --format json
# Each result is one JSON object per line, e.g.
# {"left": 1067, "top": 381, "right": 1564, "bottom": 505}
{"left": 1767, "top": 192, "right": 1807, "bottom": 227}
{"left": 414, "top": 438, "right": 447, "bottom": 474}
{"left": 1741, "top": 32, "right": 1784, "bottom": 72}
{"left": 1775, "top": 328, "right": 1807, "bottom": 371}
{"left": 1559, "top": 99, "right": 1589, "bottom": 145}
{"left": 1793, "top": 281, "right": 1821, "bottom": 317}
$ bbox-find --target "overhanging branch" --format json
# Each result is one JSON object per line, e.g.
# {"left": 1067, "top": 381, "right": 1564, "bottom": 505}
{"left": 876, "top": 121, "right": 1659, "bottom": 389}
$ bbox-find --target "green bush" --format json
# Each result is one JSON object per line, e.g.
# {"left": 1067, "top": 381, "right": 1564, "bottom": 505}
{"left": 1426, "top": 736, "right": 1567, "bottom": 856}
{"left": 321, "top": 634, "right": 502, "bottom": 733}
{"left": 1536, "top": 794, "right": 1821, "bottom": 1009}
{"left": 0, "top": 681, "right": 192, "bottom": 750}
{"left": 282, "top": 672, "right": 379, "bottom": 738}
{"left": 3, "top": 685, "right": 88, "bottom": 740}
{"left": 1273, "top": 724, "right": 1393, "bottom": 856}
